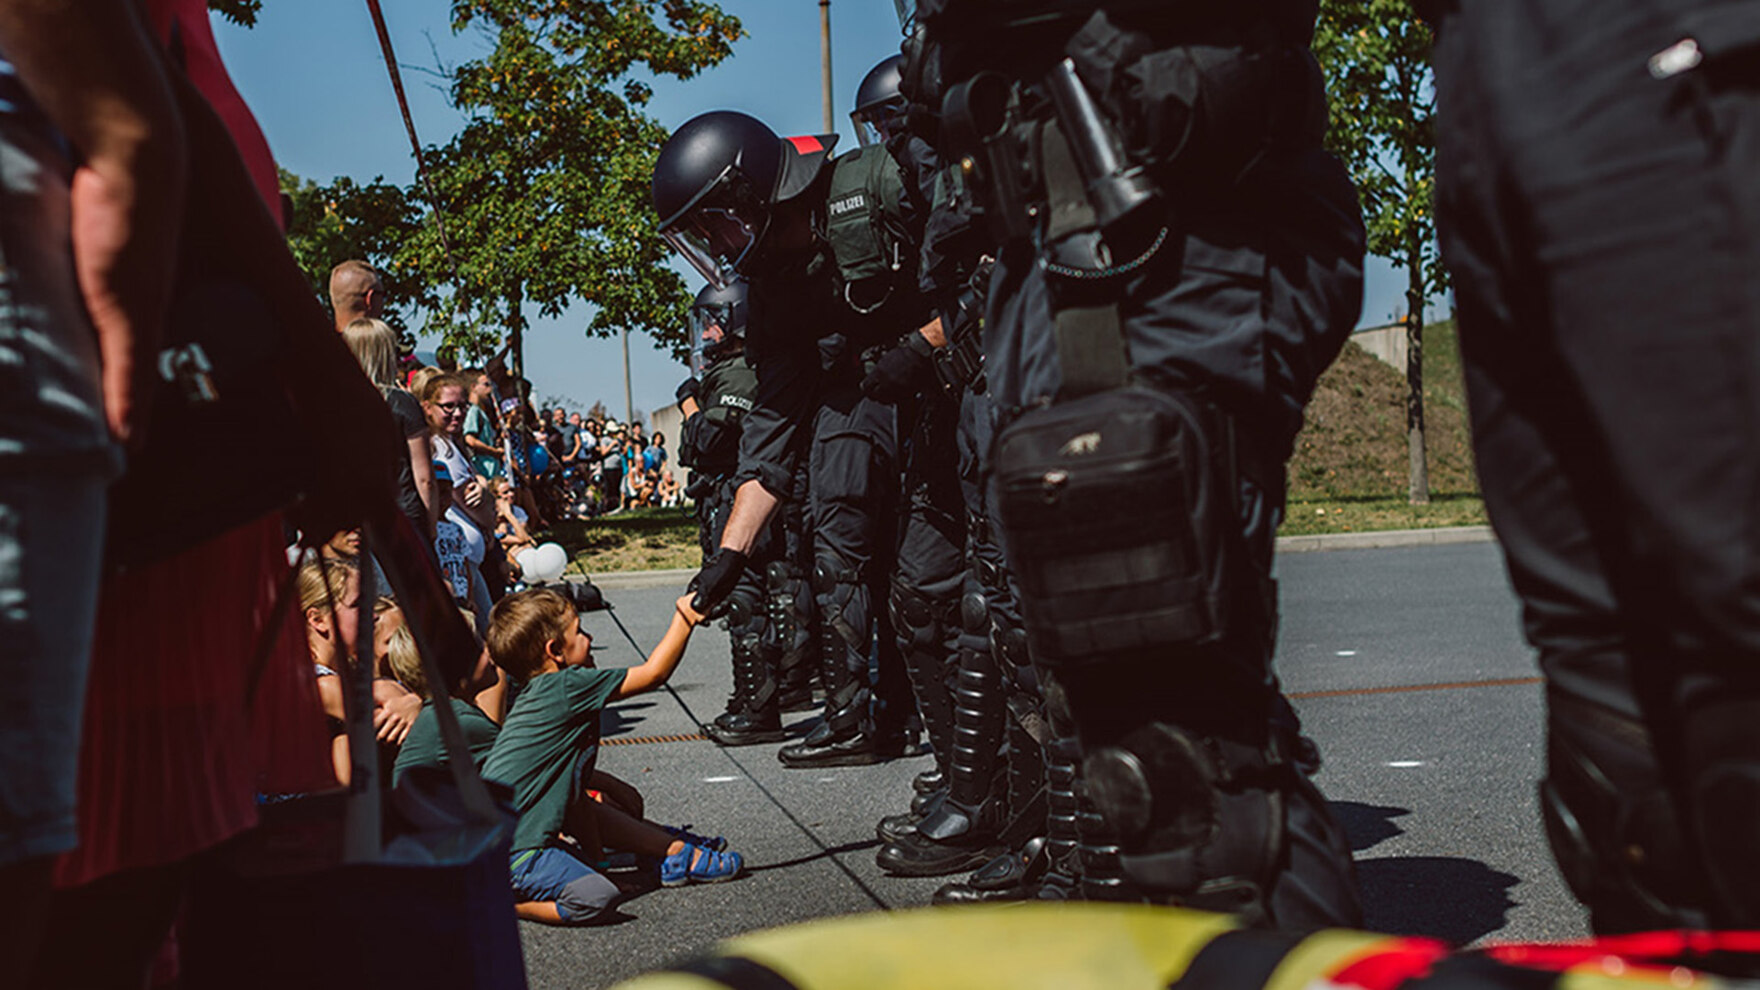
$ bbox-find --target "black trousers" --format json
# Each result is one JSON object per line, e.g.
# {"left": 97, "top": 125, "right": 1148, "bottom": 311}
{"left": 982, "top": 139, "right": 1364, "bottom": 927}
{"left": 1432, "top": 0, "right": 1760, "bottom": 928}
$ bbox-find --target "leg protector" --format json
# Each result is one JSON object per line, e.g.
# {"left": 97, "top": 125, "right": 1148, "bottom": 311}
{"left": 809, "top": 553, "right": 871, "bottom": 740}
{"left": 912, "top": 592, "right": 1009, "bottom": 843}
{"left": 890, "top": 580, "right": 958, "bottom": 775}
{"left": 1037, "top": 714, "right": 1084, "bottom": 900}
{"left": 1543, "top": 691, "right": 1712, "bottom": 931}
{"left": 724, "top": 590, "right": 778, "bottom": 719}
{"left": 766, "top": 560, "right": 817, "bottom": 708}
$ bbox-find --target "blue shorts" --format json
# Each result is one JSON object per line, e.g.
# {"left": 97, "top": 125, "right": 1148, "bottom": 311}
{"left": 509, "top": 844, "right": 619, "bottom": 924}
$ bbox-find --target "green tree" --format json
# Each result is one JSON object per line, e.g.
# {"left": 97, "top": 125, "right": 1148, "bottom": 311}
{"left": 396, "top": 0, "right": 743, "bottom": 369}
{"left": 281, "top": 167, "right": 433, "bottom": 336}
{"left": 1314, "top": 2, "right": 1446, "bottom": 504}
{"left": 208, "top": 0, "right": 261, "bottom": 27}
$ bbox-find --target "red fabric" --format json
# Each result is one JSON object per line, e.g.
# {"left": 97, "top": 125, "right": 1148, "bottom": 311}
{"left": 1329, "top": 939, "right": 1451, "bottom": 990}
{"left": 1484, "top": 931, "right": 1760, "bottom": 972}
{"left": 54, "top": 515, "right": 334, "bottom": 888}
{"left": 140, "top": 0, "right": 284, "bottom": 226}
{"left": 786, "top": 134, "right": 826, "bottom": 153}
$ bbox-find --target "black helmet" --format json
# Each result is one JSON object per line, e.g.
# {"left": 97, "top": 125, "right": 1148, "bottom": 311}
{"left": 689, "top": 280, "right": 748, "bottom": 377}
{"left": 852, "top": 55, "right": 908, "bottom": 147}
{"left": 652, "top": 111, "right": 838, "bottom": 288}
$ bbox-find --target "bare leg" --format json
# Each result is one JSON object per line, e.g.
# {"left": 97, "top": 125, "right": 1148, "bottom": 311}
{"left": 594, "top": 802, "right": 685, "bottom": 860}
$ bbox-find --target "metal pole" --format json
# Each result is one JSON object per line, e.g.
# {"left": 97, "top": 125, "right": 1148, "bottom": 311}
{"left": 820, "top": 0, "right": 835, "bottom": 134}
{"left": 622, "top": 326, "right": 634, "bottom": 426}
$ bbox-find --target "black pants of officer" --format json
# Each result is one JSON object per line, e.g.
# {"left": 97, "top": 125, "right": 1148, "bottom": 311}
{"left": 984, "top": 140, "right": 1364, "bottom": 929}
{"left": 893, "top": 391, "right": 967, "bottom": 780}
{"left": 1432, "top": 0, "right": 1760, "bottom": 931}
{"left": 801, "top": 380, "right": 907, "bottom": 747}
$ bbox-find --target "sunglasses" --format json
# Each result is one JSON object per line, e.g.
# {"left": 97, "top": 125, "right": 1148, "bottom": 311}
{"left": 435, "top": 401, "right": 468, "bottom": 412}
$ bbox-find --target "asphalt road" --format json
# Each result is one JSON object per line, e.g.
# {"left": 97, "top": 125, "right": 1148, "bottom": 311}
{"left": 524, "top": 541, "right": 1586, "bottom": 989}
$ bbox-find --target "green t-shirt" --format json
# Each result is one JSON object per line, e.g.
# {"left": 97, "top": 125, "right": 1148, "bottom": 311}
{"left": 464, "top": 404, "right": 501, "bottom": 479}
{"left": 391, "top": 698, "right": 501, "bottom": 787}
{"left": 482, "top": 666, "right": 626, "bottom": 852}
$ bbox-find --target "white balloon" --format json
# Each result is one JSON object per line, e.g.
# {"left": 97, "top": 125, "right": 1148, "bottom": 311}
{"left": 517, "top": 542, "right": 569, "bottom": 584}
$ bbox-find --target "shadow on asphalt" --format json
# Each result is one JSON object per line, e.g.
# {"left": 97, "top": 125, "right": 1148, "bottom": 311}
{"left": 746, "top": 838, "right": 882, "bottom": 874}
{"left": 603, "top": 700, "right": 658, "bottom": 738}
{"left": 1331, "top": 801, "right": 1411, "bottom": 853}
{"left": 1357, "top": 856, "right": 1520, "bottom": 945}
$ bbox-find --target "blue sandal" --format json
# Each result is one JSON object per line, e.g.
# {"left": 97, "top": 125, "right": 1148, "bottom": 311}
{"left": 660, "top": 843, "right": 744, "bottom": 887}
{"left": 663, "top": 824, "right": 727, "bottom": 852}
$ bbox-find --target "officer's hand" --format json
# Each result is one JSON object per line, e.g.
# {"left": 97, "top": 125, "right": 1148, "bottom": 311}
{"left": 689, "top": 548, "right": 748, "bottom": 618}
{"left": 861, "top": 333, "right": 936, "bottom": 403}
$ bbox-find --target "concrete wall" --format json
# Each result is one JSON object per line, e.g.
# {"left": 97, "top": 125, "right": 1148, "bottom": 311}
{"left": 648, "top": 402, "right": 690, "bottom": 491}
{"left": 1352, "top": 322, "right": 1408, "bottom": 372}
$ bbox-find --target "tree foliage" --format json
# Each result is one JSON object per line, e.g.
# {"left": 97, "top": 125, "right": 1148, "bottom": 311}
{"left": 1314, "top": 1, "right": 1445, "bottom": 305}
{"left": 208, "top": 0, "right": 261, "bottom": 27}
{"left": 1314, "top": 1, "right": 1444, "bottom": 503}
{"left": 281, "top": 167, "right": 431, "bottom": 337}
{"left": 395, "top": 0, "right": 743, "bottom": 363}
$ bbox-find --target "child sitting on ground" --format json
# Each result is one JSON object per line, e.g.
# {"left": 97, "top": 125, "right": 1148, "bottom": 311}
{"left": 387, "top": 621, "right": 506, "bottom": 787}
{"left": 481, "top": 588, "right": 742, "bottom": 925}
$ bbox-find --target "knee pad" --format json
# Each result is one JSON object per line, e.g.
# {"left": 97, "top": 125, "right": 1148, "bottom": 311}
{"left": 961, "top": 591, "right": 990, "bottom": 637}
{"left": 724, "top": 590, "right": 762, "bottom": 638}
{"left": 1083, "top": 722, "right": 1286, "bottom": 916}
{"left": 765, "top": 560, "right": 798, "bottom": 592}
{"left": 1543, "top": 696, "right": 1710, "bottom": 931}
{"left": 812, "top": 555, "right": 857, "bottom": 596}
{"left": 892, "top": 582, "right": 947, "bottom": 655}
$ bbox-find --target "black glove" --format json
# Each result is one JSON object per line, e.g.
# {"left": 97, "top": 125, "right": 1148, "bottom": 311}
{"left": 690, "top": 547, "right": 748, "bottom": 617}
{"left": 860, "top": 332, "right": 936, "bottom": 403}
{"left": 675, "top": 377, "right": 701, "bottom": 406}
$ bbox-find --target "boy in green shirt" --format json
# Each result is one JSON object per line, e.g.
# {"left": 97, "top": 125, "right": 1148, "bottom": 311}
{"left": 482, "top": 588, "right": 742, "bottom": 925}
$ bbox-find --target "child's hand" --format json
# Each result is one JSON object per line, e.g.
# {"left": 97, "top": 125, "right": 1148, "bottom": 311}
{"left": 675, "top": 594, "right": 705, "bottom": 628}
{"left": 375, "top": 692, "right": 422, "bottom": 745}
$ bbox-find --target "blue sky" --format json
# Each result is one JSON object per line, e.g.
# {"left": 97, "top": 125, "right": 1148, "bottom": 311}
{"left": 215, "top": 1, "right": 1416, "bottom": 419}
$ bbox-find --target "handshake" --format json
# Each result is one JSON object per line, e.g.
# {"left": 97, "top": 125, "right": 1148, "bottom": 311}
{"left": 687, "top": 547, "right": 748, "bottom": 618}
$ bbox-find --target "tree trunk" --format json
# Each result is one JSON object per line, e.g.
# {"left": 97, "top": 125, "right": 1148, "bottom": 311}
{"left": 1406, "top": 276, "right": 1430, "bottom": 506}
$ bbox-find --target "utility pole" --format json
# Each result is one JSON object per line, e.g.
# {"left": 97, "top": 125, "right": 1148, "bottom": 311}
{"left": 819, "top": 0, "right": 835, "bottom": 134}
{"left": 622, "top": 326, "right": 634, "bottom": 427}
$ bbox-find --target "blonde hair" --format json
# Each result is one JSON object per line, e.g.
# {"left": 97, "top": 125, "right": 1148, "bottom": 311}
{"left": 408, "top": 366, "right": 442, "bottom": 403}
{"left": 298, "top": 556, "right": 357, "bottom": 614}
{"left": 385, "top": 624, "right": 427, "bottom": 699}
{"left": 487, "top": 588, "right": 576, "bottom": 680}
{"left": 421, "top": 371, "right": 469, "bottom": 405}
{"left": 343, "top": 318, "right": 402, "bottom": 390}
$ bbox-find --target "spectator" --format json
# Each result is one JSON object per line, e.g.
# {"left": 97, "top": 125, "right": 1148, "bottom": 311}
{"left": 328, "top": 259, "right": 383, "bottom": 332}
{"left": 657, "top": 468, "right": 681, "bottom": 508}
{"left": 463, "top": 367, "right": 503, "bottom": 480}
{"left": 643, "top": 431, "right": 668, "bottom": 477}
{"left": 481, "top": 589, "right": 742, "bottom": 925}
{"left": 597, "top": 422, "right": 625, "bottom": 515}
{"left": 0, "top": 1, "right": 184, "bottom": 969}
{"left": 297, "top": 557, "right": 420, "bottom": 786}
{"left": 388, "top": 625, "right": 505, "bottom": 787}
{"left": 343, "top": 317, "right": 436, "bottom": 538}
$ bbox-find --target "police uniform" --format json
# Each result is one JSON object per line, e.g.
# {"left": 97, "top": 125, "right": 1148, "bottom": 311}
{"left": 1429, "top": 0, "right": 1760, "bottom": 930}
{"left": 913, "top": 0, "right": 1362, "bottom": 927}
{"left": 735, "top": 248, "right": 916, "bottom": 766}
{"left": 681, "top": 348, "right": 791, "bottom": 746}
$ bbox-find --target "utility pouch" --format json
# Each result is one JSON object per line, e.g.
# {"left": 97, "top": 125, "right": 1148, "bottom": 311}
{"left": 995, "top": 386, "right": 1234, "bottom": 667}
{"left": 825, "top": 144, "right": 911, "bottom": 313}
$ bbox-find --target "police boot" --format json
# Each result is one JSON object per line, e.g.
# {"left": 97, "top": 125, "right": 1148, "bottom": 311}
{"left": 877, "top": 635, "right": 1009, "bottom": 877}
{"left": 766, "top": 560, "right": 819, "bottom": 713}
{"left": 932, "top": 837, "right": 1051, "bottom": 905}
{"left": 779, "top": 562, "right": 882, "bottom": 768}
{"left": 877, "top": 788, "right": 945, "bottom": 844}
{"left": 703, "top": 614, "right": 786, "bottom": 747}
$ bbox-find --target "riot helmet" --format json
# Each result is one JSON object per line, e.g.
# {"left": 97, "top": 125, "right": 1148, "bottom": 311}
{"left": 688, "top": 280, "right": 748, "bottom": 377}
{"left": 894, "top": 0, "right": 915, "bottom": 31}
{"left": 851, "top": 55, "right": 908, "bottom": 147}
{"left": 652, "top": 110, "right": 838, "bottom": 289}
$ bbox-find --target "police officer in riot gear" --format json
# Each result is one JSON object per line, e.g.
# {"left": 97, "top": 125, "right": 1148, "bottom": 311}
{"left": 654, "top": 110, "right": 918, "bottom": 768}
{"left": 1427, "top": 0, "right": 1760, "bottom": 932}
{"left": 904, "top": 1, "right": 1362, "bottom": 928}
{"left": 677, "top": 281, "right": 792, "bottom": 747}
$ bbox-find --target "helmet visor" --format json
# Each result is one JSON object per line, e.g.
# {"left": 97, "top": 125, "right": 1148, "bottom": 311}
{"left": 689, "top": 302, "right": 736, "bottom": 375}
{"left": 850, "top": 100, "right": 907, "bottom": 147}
{"left": 658, "top": 166, "right": 768, "bottom": 290}
{"left": 894, "top": 0, "right": 916, "bottom": 32}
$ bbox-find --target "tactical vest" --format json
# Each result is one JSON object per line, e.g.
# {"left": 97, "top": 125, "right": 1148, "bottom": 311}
{"left": 687, "top": 354, "right": 757, "bottom": 475}
{"left": 823, "top": 143, "right": 913, "bottom": 315}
